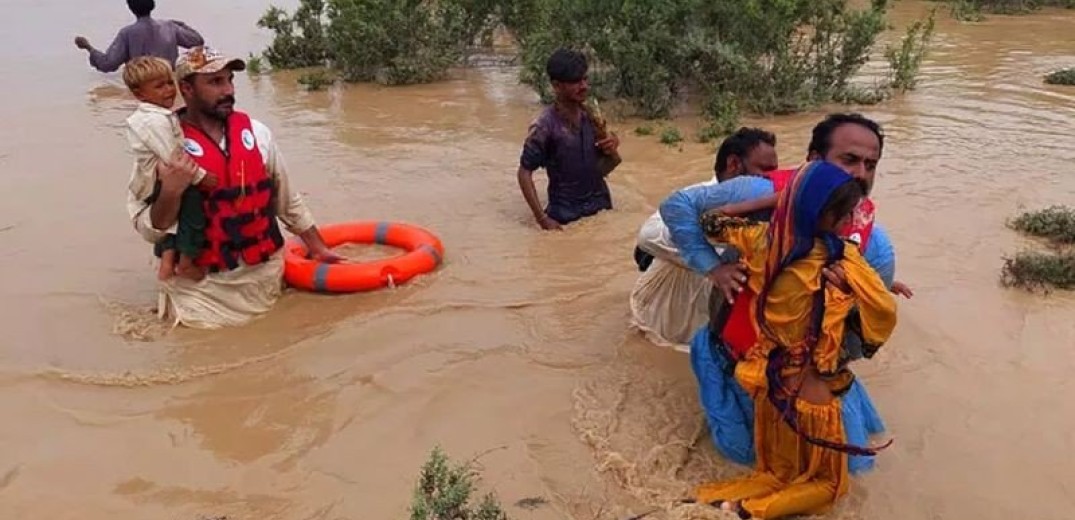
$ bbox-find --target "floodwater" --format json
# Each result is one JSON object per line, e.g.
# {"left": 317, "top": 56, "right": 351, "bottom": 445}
{"left": 1, "top": 1, "right": 1074, "bottom": 519}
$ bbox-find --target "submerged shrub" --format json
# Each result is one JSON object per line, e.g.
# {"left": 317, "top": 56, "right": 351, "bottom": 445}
{"left": 1001, "top": 250, "right": 1075, "bottom": 291}
{"left": 1009, "top": 206, "right": 1075, "bottom": 244}
{"left": 1001, "top": 205, "right": 1075, "bottom": 291}
{"left": 1044, "top": 67, "right": 1075, "bottom": 86}
{"left": 409, "top": 447, "right": 509, "bottom": 520}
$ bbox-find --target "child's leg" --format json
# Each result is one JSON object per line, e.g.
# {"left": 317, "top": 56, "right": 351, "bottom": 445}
{"left": 158, "top": 249, "right": 177, "bottom": 280}
{"left": 153, "top": 234, "right": 178, "bottom": 281}
{"left": 174, "top": 186, "right": 208, "bottom": 281}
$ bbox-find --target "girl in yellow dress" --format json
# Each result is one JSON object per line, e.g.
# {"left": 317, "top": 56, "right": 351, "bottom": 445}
{"left": 694, "top": 161, "right": 898, "bottom": 519}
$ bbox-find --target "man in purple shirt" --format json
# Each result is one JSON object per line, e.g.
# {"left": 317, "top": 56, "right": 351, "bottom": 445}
{"left": 75, "top": 0, "right": 204, "bottom": 73}
{"left": 516, "top": 48, "right": 622, "bottom": 230}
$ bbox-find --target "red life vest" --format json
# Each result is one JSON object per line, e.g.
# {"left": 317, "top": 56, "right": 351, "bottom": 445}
{"left": 180, "top": 111, "right": 283, "bottom": 273}
{"left": 718, "top": 167, "right": 876, "bottom": 359}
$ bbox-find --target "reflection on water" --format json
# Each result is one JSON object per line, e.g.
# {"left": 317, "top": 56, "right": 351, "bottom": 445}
{"left": 1, "top": 1, "right": 1074, "bottom": 519}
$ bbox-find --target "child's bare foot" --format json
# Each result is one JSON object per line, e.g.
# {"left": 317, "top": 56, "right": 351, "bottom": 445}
{"left": 175, "top": 255, "right": 205, "bottom": 281}
{"left": 719, "top": 501, "right": 750, "bottom": 519}
{"left": 158, "top": 250, "right": 177, "bottom": 281}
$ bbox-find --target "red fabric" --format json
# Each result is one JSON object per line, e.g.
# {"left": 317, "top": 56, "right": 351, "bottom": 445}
{"left": 181, "top": 111, "right": 283, "bottom": 272}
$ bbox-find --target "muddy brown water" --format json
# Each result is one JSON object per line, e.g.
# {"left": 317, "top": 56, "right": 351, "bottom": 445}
{"left": 1, "top": 1, "right": 1074, "bottom": 519}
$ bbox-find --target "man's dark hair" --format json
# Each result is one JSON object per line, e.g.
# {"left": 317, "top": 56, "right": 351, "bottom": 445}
{"left": 808, "top": 113, "right": 885, "bottom": 158}
{"left": 128, "top": 0, "right": 155, "bottom": 17}
{"left": 714, "top": 127, "right": 777, "bottom": 175}
{"left": 546, "top": 48, "right": 588, "bottom": 83}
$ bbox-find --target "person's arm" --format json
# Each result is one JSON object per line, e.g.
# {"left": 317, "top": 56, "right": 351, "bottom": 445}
{"left": 85, "top": 29, "right": 129, "bottom": 73}
{"left": 256, "top": 121, "right": 341, "bottom": 262}
{"left": 658, "top": 178, "right": 772, "bottom": 275}
{"left": 170, "top": 20, "right": 205, "bottom": 47}
{"left": 815, "top": 247, "right": 898, "bottom": 371}
{"left": 712, "top": 192, "right": 778, "bottom": 217}
{"left": 517, "top": 120, "right": 561, "bottom": 230}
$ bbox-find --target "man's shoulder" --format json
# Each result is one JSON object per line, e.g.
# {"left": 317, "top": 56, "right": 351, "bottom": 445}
{"left": 529, "top": 106, "right": 559, "bottom": 127}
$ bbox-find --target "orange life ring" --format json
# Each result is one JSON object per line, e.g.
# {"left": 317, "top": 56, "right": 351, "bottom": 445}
{"left": 284, "top": 221, "right": 444, "bottom": 292}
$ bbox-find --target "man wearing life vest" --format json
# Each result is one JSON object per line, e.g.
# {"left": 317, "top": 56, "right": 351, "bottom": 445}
{"left": 126, "top": 46, "right": 341, "bottom": 328}
{"left": 659, "top": 113, "right": 911, "bottom": 473}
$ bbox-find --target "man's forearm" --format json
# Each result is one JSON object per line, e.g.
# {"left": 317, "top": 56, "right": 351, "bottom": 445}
{"left": 149, "top": 186, "right": 183, "bottom": 230}
{"left": 298, "top": 225, "right": 329, "bottom": 254}
{"left": 516, "top": 167, "right": 545, "bottom": 220}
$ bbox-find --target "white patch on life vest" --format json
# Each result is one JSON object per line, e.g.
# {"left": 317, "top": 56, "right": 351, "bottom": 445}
{"left": 848, "top": 232, "right": 862, "bottom": 245}
{"left": 183, "top": 138, "right": 204, "bottom": 157}
{"left": 241, "top": 128, "right": 256, "bottom": 151}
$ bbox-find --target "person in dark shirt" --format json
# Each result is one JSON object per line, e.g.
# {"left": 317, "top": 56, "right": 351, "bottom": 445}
{"left": 516, "top": 48, "right": 622, "bottom": 230}
{"left": 75, "top": 0, "right": 204, "bottom": 72}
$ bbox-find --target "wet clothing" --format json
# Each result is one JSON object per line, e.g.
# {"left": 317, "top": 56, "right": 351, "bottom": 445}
{"left": 126, "top": 115, "right": 316, "bottom": 329}
{"left": 656, "top": 169, "right": 898, "bottom": 474}
{"left": 692, "top": 163, "right": 898, "bottom": 519}
{"left": 86, "top": 16, "right": 204, "bottom": 72}
{"left": 126, "top": 103, "right": 209, "bottom": 262}
{"left": 520, "top": 106, "right": 613, "bottom": 224}
{"left": 151, "top": 185, "right": 206, "bottom": 259}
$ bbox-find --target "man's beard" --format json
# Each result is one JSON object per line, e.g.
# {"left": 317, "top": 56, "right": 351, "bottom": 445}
{"left": 202, "top": 95, "right": 235, "bottom": 120}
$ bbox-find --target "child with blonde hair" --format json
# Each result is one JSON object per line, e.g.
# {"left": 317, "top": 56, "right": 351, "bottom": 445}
{"left": 122, "top": 56, "right": 216, "bottom": 280}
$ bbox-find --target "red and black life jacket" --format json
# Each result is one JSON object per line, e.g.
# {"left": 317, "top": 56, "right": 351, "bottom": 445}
{"left": 180, "top": 111, "right": 283, "bottom": 273}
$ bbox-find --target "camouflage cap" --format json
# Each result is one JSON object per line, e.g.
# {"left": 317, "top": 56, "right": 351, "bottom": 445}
{"left": 175, "top": 46, "right": 245, "bottom": 79}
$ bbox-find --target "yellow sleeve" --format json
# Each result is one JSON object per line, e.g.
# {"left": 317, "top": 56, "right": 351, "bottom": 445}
{"left": 814, "top": 246, "right": 897, "bottom": 372}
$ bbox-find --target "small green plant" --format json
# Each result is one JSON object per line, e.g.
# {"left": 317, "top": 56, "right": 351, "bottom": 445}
{"left": 1044, "top": 67, "right": 1075, "bottom": 85}
{"left": 410, "top": 447, "right": 509, "bottom": 520}
{"left": 634, "top": 124, "right": 656, "bottom": 136}
{"left": 659, "top": 126, "right": 684, "bottom": 146}
{"left": 1001, "top": 250, "right": 1075, "bottom": 290}
{"left": 697, "top": 91, "right": 739, "bottom": 144}
{"left": 246, "top": 53, "right": 265, "bottom": 75}
{"left": 886, "top": 10, "right": 937, "bottom": 92}
{"left": 298, "top": 70, "right": 333, "bottom": 91}
{"left": 1009, "top": 206, "right": 1075, "bottom": 244}
{"left": 1001, "top": 205, "right": 1075, "bottom": 291}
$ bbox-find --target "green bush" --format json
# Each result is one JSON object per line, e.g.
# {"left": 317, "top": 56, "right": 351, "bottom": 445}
{"left": 257, "top": 0, "right": 329, "bottom": 69}
{"left": 945, "top": 0, "right": 1074, "bottom": 21}
{"left": 1044, "top": 67, "right": 1075, "bottom": 86}
{"left": 506, "top": 0, "right": 905, "bottom": 128}
{"left": 1001, "top": 250, "right": 1075, "bottom": 291}
{"left": 1009, "top": 206, "right": 1075, "bottom": 244}
{"left": 409, "top": 447, "right": 509, "bottom": 520}
{"left": 258, "top": 0, "right": 934, "bottom": 127}
{"left": 886, "top": 10, "right": 936, "bottom": 91}
{"left": 1002, "top": 206, "right": 1075, "bottom": 291}
{"left": 327, "top": 0, "right": 497, "bottom": 84}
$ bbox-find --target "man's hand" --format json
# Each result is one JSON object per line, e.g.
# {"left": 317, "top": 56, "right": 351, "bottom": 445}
{"left": 596, "top": 133, "right": 620, "bottom": 155}
{"left": 198, "top": 173, "right": 219, "bottom": 190}
{"left": 158, "top": 148, "right": 197, "bottom": 192}
{"left": 310, "top": 247, "right": 344, "bottom": 264}
{"left": 891, "top": 280, "right": 914, "bottom": 299}
{"left": 537, "top": 215, "right": 562, "bottom": 231}
{"left": 74, "top": 36, "right": 91, "bottom": 50}
{"left": 708, "top": 263, "right": 749, "bottom": 304}
{"left": 822, "top": 264, "right": 852, "bottom": 294}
